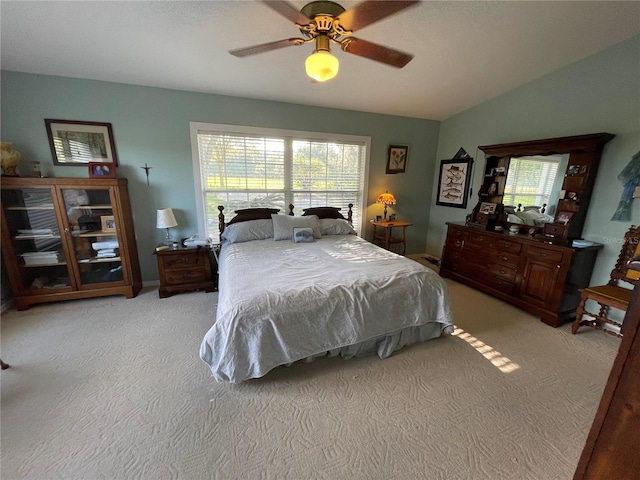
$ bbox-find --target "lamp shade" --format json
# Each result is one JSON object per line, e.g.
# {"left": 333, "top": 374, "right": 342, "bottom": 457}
{"left": 376, "top": 192, "right": 397, "bottom": 205}
{"left": 305, "top": 50, "right": 339, "bottom": 82}
{"left": 156, "top": 208, "right": 178, "bottom": 229}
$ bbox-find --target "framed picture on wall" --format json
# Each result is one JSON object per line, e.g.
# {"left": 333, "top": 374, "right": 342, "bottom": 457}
{"left": 436, "top": 158, "right": 474, "bottom": 209}
{"left": 386, "top": 145, "right": 408, "bottom": 174}
{"left": 45, "top": 119, "right": 118, "bottom": 166}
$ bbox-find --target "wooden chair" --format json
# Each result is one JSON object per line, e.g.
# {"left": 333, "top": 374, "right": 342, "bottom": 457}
{"left": 572, "top": 225, "right": 640, "bottom": 337}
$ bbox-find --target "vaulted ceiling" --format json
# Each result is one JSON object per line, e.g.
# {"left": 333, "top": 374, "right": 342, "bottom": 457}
{"left": 2, "top": 1, "right": 639, "bottom": 120}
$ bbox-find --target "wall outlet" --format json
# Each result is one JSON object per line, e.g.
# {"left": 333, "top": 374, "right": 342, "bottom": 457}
{"left": 634, "top": 186, "right": 640, "bottom": 198}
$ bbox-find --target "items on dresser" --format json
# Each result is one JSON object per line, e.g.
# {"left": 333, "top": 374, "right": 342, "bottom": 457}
{"left": 440, "top": 223, "right": 601, "bottom": 327}
{"left": 0, "top": 177, "right": 142, "bottom": 310}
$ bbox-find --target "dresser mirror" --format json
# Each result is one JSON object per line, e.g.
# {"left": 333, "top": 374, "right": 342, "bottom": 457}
{"left": 473, "top": 133, "right": 614, "bottom": 240}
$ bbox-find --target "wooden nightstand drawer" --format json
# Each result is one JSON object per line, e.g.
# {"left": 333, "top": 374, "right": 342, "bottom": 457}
{"left": 164, "top": 268, "right": 207, "bottom": 286}
{"left": 162, "top": 253, "right": 203, "bottom": 270}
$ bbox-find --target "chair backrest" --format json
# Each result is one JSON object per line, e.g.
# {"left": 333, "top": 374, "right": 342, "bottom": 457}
{"left": 608, "top": 225, "right": 640, "bottom": 287}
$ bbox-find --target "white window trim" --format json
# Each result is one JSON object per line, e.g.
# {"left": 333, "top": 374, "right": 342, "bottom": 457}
{"left": 189, "top": 122, "right": 371, "bottom": 235}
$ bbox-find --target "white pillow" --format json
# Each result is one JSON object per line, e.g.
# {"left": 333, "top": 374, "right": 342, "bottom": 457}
{"left": 319, "top": 218, "right": 356, "bottom": 235}
{"left": 515, "top": 210, "right": 545, "bottom": 225}
{"left": 271, "top": 214, "right": 321, "bottom": 241}
{"left": 221, "top": 219, "right": 273, "bottom": 244}
{"left": 507, "top": 214, "right": 524, "bottom": 224}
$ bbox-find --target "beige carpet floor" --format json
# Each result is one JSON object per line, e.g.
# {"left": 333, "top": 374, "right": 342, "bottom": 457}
{"left": 1, "top": 276, "right": 619, "bottom": 479}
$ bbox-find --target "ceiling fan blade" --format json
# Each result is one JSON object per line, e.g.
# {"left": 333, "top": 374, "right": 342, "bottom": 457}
{"left": 260, "top": 0, "right": 312, "bottom": 26}
{"left": 342, "top": 38, "right": 414, "bottom": 68}
{"left": 337, "top": 0, "right": 420, "bottom": 33}
{"left": 230, "top": 38, "right": 303, "bottom": 58}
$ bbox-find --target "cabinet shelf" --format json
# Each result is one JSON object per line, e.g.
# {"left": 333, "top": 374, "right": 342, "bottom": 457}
{"left": 68, "top": 205, "right": 113, "bottom": 210}
{"left": 78, "top": 257, "right": 122, "bottom": 264}
{"left": 73, "top": 231, "right": 118, "bottom": 238}
{"left": 14, "top": 235, "right": 61, "bottom": 240}
{"left": 20, "top": 262, "right": 67, "bottom": 268}
{"left": 6, "top": 206, "right": 54, "bottom": 210}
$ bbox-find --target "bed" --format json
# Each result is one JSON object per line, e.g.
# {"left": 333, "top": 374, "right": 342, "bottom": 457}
{"left": 200, "top": 206, "right": 454, "bottom": 383}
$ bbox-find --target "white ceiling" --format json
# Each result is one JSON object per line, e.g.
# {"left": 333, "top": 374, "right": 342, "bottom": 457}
{"left": 2, "top": 1, "right": 639, "bottom": 120}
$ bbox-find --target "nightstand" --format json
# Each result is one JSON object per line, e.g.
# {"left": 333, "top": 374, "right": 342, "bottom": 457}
{"left": 371, "top": 220, "right": 413, "bottom": 255}
{"left": 155, "top": 245, "right": 217, "bottom": 298}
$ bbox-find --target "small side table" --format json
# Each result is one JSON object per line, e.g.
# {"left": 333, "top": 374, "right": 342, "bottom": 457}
{"left": 371, "top": 220, "right": 413, "bottom": 255}
{"left": 155, "top": 245, "right": 217, "bottom": 298}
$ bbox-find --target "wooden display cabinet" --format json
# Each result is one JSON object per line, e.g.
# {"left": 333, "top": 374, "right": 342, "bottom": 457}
{"left": 0, "top": 177, "right": 142, "bottom": 310}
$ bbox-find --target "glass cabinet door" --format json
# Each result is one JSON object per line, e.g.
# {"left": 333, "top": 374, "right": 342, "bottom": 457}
{"left": 61, "top": 187, "right": 125, "bottom": 286}
{"left": 1, "top": 187, "right": 72, "bottom": 293}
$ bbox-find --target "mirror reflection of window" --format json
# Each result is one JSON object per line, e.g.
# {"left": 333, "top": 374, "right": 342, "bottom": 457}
{"left": 504, "top": 154, "right": 568, "bottom": 214}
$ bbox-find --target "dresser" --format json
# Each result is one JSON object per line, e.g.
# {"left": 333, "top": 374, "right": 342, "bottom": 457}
{"left": 155, "top": 245, "right": 216, "bottom": 298}
{"left": 440, "top": 223, "right": 600, "bottom": 327}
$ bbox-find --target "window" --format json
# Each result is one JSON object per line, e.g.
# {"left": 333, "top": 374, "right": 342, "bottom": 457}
{"left": 504, "top": 155, "right": 561, "bottom": 208}
{"left": 190, "top": 123, "right": 370, "bottom": 238}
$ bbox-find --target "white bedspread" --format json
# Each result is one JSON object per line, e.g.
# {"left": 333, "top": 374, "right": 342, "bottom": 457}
{"left": 200, "top": 235, "right": 453, "bottom": 382}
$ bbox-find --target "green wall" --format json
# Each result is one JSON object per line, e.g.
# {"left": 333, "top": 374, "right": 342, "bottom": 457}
{"left": 429, "top": 35, "right": 640, "bottom": 287}
{"left": 0, "top": 71, "right": 439, "bottom": 298}
{"left": 2, "top": 35, "right": 638, "bottom": 305}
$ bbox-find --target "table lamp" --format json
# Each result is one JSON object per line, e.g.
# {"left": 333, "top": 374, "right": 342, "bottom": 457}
{"left": 156, "top": 208, "right": 178, "bottom": 244}
{"left": 376, "top": 191, "right": 396, "bottom": 220}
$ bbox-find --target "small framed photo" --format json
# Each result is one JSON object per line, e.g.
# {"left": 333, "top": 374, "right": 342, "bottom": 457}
{"left": 100, "top": 215, "right": 116, "bottom": 233}
{"left": 567, "top": 165, "right": 581, "bottom": 176}
{"left": 386, "top": 145, "right": 408, "bottom": 174}
{"left": 389, "top": 213, "right": 398, "bottom": 221}
{"left": 480, "top": 202, "right": 497, "bottom": 215}
{"left": 45, "top": 119, "right": 118, "bottom": 166}
{"left": 375, "top": 215, "right": 383, "bottom": 222}
{"left": 556, "top": 211, "right": 574, "bottom": 225}
{"left": 88, "top": 162, "right": 116, "bottom": 178}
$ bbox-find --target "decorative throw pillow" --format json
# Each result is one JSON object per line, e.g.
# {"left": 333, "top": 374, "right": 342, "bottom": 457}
{"left": 221, "top": 219, "right": 273, "bottom": 244}
{"left": 319, "top": 218, "right": 356, "bottom": 235}
{"left": 271, "top": 214, "right": 321, "bottom": 241}
{"left": 227, "top": 208, "right": 280, "bottom": 225}
{"left": 292, "top": 227, "right": 314, "bottom": 243}
{"left": 302, "top": 207, "right": 345, "bottom": 219}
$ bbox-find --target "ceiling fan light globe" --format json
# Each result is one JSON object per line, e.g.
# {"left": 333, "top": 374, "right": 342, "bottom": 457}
{"left": 305, "top": 50, "right": 339, "bottom": 82}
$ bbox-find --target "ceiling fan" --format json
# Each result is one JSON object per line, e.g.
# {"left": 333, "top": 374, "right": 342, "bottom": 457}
{"left": 229, "top": 0, "right": 420, "bottom": 82}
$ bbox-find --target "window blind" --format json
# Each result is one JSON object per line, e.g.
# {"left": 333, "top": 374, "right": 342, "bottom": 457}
{"left": 192, "top": 124, "right": 368, "bottom": 238}
{"left": 504, "top": 156, "right": 560, "bottom": 208}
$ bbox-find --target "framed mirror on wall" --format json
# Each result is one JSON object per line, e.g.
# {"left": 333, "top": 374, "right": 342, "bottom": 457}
{"left": 473, "top": 133, "right": 614, "bottom": 241}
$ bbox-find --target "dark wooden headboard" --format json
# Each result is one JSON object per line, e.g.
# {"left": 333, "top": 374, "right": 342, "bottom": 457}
{"left": 218, "top": 203, "right": 353, "bottom": 235}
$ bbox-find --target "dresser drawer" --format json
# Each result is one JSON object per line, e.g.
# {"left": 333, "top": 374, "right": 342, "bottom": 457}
{"left": 468, "top": 231, "right": 494, "bottom": 247}
{"left": 448, "top": 227, "right": 469, "bottom": 242}
{"left": 162, "top": 253, "right": 206, "bottom": 270}
{"left": 526, "top": 246, "right": 564, "bottom": 263}
{"left": 488, "top": 263, "right": 517, "bottom": 282}
{"left": 164, "top": 268, "right": 207, "bottom": 286}
{"left": 486, "top": 275, "right": 515, "bottom": 295}
{"left": 491, "top": 251, "right": 520, "bottom": 267}
{"left": 494, "top": 237, "right": 522, "bottom": 254}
